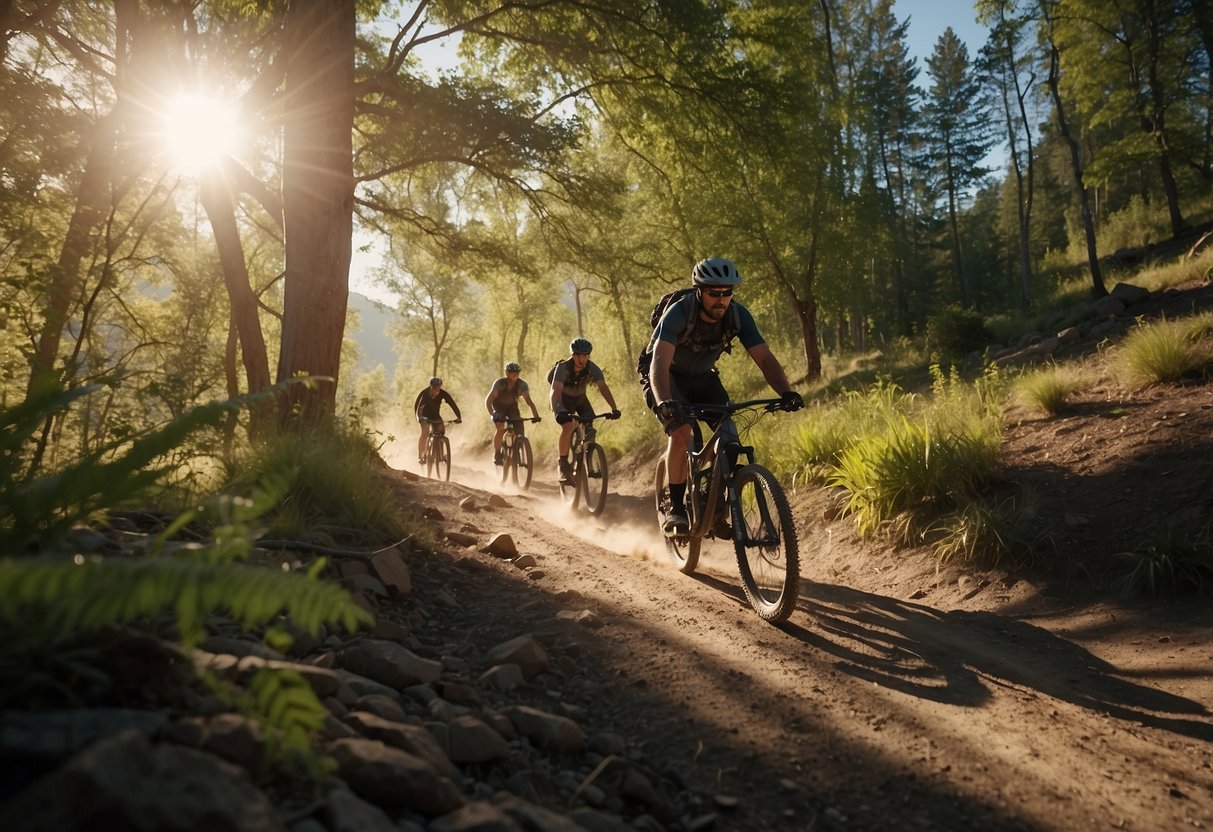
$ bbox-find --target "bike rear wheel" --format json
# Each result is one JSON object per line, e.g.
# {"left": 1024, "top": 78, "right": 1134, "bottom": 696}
{"left": 582, "top": 443, "right": 608, "bottom": 515}
{"left": 732, "top": 464, "right": 799, "bottom": 622}
{"left": 655, "top": 458, "right": 700, "bottom": 573}
{"left": 437, "top": 436, "right": 451, "bottom": 482}
{"left": 516, "top": 437, "right": 533, "bottom": 490}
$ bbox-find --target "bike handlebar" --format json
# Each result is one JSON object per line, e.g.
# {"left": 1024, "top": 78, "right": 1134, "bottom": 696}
{"left": 574, "top": 412, "right": 619, "bottom": 424}
{"left": 682, "top": 398, "right": 789, "bottom": 416}
{"left": 419, "top": 417, "right": 460, "bottom": 424}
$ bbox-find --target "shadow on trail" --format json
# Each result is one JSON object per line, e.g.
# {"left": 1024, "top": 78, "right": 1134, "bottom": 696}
{"left": 781, "top": 582, "right": 1213, "bottom": 742}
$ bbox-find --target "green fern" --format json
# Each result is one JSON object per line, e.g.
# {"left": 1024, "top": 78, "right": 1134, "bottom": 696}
{"left": 245, "top": 666, "right": 335, "bottom": 777}
{"left": 2, "top": 382, "right": 304, "bottom": 552}
{"left": 0, "top": 554, "right": 370, "bottom": 645}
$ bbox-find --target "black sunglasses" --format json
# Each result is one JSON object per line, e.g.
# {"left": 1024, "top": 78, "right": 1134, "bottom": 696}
{"left": 702, "top": 288, "right": 734, "bottom": 298}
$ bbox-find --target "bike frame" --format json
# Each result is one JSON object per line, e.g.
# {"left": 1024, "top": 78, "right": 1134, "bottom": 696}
{"left": 561, "top": 412, "right": 613, "bottom": 515}
{"left": 678, "top": 398, "right": 781, "bottom": 537}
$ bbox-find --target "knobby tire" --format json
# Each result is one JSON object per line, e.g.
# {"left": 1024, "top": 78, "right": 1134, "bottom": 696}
{"left": 438, "top": 436, "right": 451, "bottom": 482}
{"left": 583, "top": 443, "right": 608, "bottom": 516}
{"left": 732, "top": 464, "right": 799, "bottom": 622}
{"left": 655, "top": 458, "right": 701, "bottom": 573}
{"left": 516, "top": 437, "right": 533, "bottom": 490}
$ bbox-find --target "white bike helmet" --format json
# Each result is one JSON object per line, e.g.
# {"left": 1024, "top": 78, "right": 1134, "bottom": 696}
{"left": 691, "top": 257, "right": 743, "bottom": 287}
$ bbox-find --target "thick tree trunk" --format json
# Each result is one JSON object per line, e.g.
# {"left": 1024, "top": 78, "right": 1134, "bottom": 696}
{"left": 277, "top": 0, "right": 355, "bottom": 425}
{"left": 789, "top": 287, "right": 821, "bottom": 383}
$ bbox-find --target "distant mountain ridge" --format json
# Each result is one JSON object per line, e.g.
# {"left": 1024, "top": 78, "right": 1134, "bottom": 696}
{"left": 347, "top": 291, "right": 399, "bottom": 388}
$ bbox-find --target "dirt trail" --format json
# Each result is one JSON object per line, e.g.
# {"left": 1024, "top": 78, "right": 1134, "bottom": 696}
{"left": 388, "top": 447, "right": 1213, "bottom": 832}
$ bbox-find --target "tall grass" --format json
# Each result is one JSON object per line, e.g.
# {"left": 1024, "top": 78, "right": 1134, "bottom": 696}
{"left": 1013, "top": 364, "right": 1091, "bottom": 415}
{"left": 805, "top": 367, "right": 1005, "bottom": 549}
{"left": 224, "top": 418, "right": 416, "bottom": 545}
{"left": 1110, "top": 313, "right": 1213, "bottom": 387}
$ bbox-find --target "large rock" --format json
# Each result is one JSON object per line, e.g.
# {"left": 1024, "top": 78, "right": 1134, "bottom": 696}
{"left": 344, "top": 711, "right": 460, "bottom": 780}
{"left": 485, "top": 634, "right": 548, "bottom": 680}
{"left": 3, "top": 729, "right": 281, "bottom": 831}
{"left": 339, "top": 639, "right": 442, "bottom": 689}
{"left": 501, "top": 706, "right": 584, "bottom": 755}
{"left": 327, "top": 737, "right": 464, "bottom": 815}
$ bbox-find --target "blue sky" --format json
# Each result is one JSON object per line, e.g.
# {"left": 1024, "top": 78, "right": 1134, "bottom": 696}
{"left": 896, "top": 0, "right": 990, "bottom": 73}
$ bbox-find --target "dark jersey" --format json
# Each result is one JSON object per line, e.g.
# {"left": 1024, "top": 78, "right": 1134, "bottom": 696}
{"left": 552, "top": 359, "right": 604, "bottom": 400}
{"left": 414, "top": 387, "right": 460, "bottom": 420}
{"left": 654, "top": 298, "right": 764, "bottom": 376}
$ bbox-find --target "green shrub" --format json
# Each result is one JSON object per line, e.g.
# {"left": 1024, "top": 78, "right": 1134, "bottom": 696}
{"left": 1013, "top": 364, "right": 1090, "bottom": 415}
{"left": 1112, "top": 315, "right": 1213, "bottom": 387}
{"left": 225, "top": 417, "right": 417, "bottom": 545}
{"left": 929, "top": 489, "right": 1058, "bottom": 570}
{"left": 925, "top": 305, "right": 990, "bottom": 358}
{"left": 1111, "top": 522, "right": 1213, "bottom": 598}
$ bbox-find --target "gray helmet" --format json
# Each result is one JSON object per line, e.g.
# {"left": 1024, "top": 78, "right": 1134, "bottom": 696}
{"left": 691, "top": 257, "right": 742, "bottom": 287}
{"left": 504, "top": 362, "right": 521, "bottom": 372}
{"left": 569, "top": 338, "right": 592, "bottom": 355}
{"left": 428, "top": 376, "right": 442, "bottom": 386}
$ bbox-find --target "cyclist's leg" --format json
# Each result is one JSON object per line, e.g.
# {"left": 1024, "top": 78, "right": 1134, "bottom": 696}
{"left": 492, "top": 420, "right": 506, "bottom": 454}
{"left": 418, "top": 420, "right": 430, "bottom": 462}
{"left": 573, "top": 398, "right": 595, "bottom": 444}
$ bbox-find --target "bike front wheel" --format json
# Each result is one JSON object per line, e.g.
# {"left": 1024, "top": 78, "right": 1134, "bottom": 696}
{"left": 732, "top": 464, "right": 799, "bottom": 622}
{"left": 437, "top": 436, "right": 451, "bottom": 482}
{"left": 581, "top": 443, "right": 608, "bottom": 515}
{"left": 500, "top": 439, "right": 514, "bottom": 486}
{"left": 655, "top": 458, "right": 700, "bottom": 574}
{"left": 515, "top": 437, "right": 533, "bottom": 490}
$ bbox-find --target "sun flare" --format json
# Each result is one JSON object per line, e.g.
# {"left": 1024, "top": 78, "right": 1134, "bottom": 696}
{"left": 160, "top": 92, "right": 243, "bottom": 171}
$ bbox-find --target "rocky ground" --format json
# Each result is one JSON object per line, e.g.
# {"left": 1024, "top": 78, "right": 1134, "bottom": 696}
{"left": 2, "top": 277, "right": 1213, "bottom": 832}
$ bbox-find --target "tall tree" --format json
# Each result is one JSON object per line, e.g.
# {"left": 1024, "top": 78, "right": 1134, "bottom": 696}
{"left": 1058, "top": 0, "right": 1201, "bottom": 239}
{"left": 1037, "top": 0, "right": 1106, "bottom": 297}
{"left": 277, "top": 0, "right": 355, "bottom": 424}
{"left": 923, "top": 27, "right": 995, "bottom": 307}
{"left": 978, "top": 0, "right": 1039, "bottom": 313}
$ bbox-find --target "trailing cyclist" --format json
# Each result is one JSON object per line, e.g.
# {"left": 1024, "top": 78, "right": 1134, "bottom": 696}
{"left": 413, "top": 376, "right": 462, "bottom": 466}
{"left": 643, "top": 257, "right": 803, "bottom": 534}
{"left": 549, "top": 338, "right": 620, "bottom": 483}
{"left": 486, "top": 361, "right": 542, "bottom": 466}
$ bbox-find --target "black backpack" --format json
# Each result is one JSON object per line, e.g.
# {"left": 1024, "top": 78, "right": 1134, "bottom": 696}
{"left": 635, "top": 288, "right": 741, "bottom": 408}
{"left": 547, "top": 358, "right": 588, "bottom": 386}
{"left": 635, "top": 287, "right": 741, "bottom": 377}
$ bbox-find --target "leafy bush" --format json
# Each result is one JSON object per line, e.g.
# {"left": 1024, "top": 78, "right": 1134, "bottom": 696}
{"left": 0, "top": 384, "right": 373, "bottom": 774}
{"left": 925, "top": 305, "right": 990, "bottom": 358}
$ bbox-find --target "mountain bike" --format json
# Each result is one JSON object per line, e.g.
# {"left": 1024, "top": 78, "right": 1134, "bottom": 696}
{"left": 559, "top": 412, "right": 615, "bottom": 516}
{"left": 420, "top": 418, "right": 458, "bottom": 481}
{"left": 498, "top": 416, "right": 540, "bottom": 490}
{"left": 654, "top": 398, "right": 800, "bottom": 622}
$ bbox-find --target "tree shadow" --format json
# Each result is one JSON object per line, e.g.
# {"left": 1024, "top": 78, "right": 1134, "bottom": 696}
{"left": 774, "top": 581, "right": 1213, "bottom": 742}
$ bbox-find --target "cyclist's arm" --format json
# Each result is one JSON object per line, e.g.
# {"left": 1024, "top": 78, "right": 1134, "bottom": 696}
{"left": 443, "top": 391, "right": 462, "bottom": 420}
{"left": 413, "top": 389, "right": 425, "bottom": 419}
{"left": 747, "top": 342, "right": 793, "bottom": 395}
{"left": 522, "top": 391, "right": 541, "bottom": 419}
{"left": 549, "top": 380, "right": 565, "bottom": 412}
{"left": 485, "top": 385, "right": 498, "bottom": 415}
{"left": 649, "top": 340, "right": 677, "bottom": 404}
{"left": 595, "top": 379, "right": 619, "bottom": 412}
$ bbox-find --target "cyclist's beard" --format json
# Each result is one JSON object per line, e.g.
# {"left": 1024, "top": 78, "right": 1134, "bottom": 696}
{"left": 701, "top": 300, "right": 727, "bottom": 321}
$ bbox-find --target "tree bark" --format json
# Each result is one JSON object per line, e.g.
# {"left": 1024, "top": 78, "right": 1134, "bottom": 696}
{"left": 199, "top": 170, "right": 273, "bottom": 431}
{"left": 1041, "top": 1, "right": 1107, "bottom": 297}
{"left": 277, "top": 0, "right": 355, "bottom": 425}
